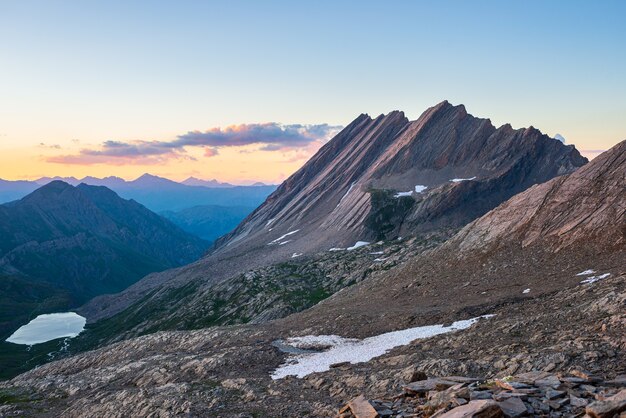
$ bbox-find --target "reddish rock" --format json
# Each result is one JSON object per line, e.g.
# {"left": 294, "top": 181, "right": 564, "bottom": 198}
{"left": 586, "top": 389, "right": 626, "bottom": 418}
{"left": 437, "top": 400, "right": 504, "bottom": 418}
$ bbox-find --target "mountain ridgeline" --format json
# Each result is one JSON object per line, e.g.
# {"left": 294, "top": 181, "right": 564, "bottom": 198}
{"left": 214, "top": 100, "right": 586, "bottom": 257}
{"left": 0, "top": 174, "right": 277, "bottom": 212}
{"left": 0, "top": 181, "right": 208, "bottom": 338}
{"left": 79, "top": 101, "right": 588, "bottom": 330}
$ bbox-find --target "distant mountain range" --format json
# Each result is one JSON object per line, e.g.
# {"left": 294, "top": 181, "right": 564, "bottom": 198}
{"left": 180, "top": 177, "right": 235, "bottom": 188}
{"left": 0, "top": 181, "right": 208, "bottom": 339}
{"left": 0, "top": 174, "right": 276, "bottom": 212}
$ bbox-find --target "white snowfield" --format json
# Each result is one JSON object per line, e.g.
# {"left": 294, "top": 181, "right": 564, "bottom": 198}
{"left": 6, "top": 312, "right": 86, "bottom": 345}
{"left": 576, "top": 269, "right": 596, "bottom": 276}
{"left": 267, "top": 230, "right": 299, "bottom": 245}
{"left": 271, "top": 315, "right": 494, "bottom": 379}
{"left": 522, "top": 288, "right": 531, "bottom": 294}
{"left": 450, "top": 176, "right": 477, "bottom": 182}
{"left": 580, "top": 273, "right": 611, "bottom": 285}
{"left": 291, "top": 252, "right": 303, "bottom": 258}
{"left": 394, "top": 185, "right": 427, "bottom": 198}
{"left": 347, "top": 241, "right": 370, "bottom": 251}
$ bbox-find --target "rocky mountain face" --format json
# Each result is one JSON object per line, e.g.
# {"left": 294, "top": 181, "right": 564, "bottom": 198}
{"left": 276, "top": 140, "right": 625, "bottom": 337}
{"left": 215, "top": 100, "right": 586, "bottom": 256}
{"left": 80, "top": 101, "right": 587, "bottom": 325}
{"left": 451, "top": 139, "right": 626, "bottom": 253}
{"left": 0, "top": 181, "right": 208, "bottom": 338}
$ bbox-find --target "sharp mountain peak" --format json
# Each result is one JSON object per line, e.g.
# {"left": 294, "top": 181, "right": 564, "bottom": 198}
{"left": 211, "top": 101, "right": 587, "bottom": 263}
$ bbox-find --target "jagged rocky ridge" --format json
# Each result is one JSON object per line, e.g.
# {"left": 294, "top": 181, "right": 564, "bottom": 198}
{"left": 215, "top": 100, "right": 586, "bottom": 255}
{"left": 80, "top": 101, "right": 586, "bottom": 324}
{"left": 0, "top": 142, "right": 623, "bottom": 415}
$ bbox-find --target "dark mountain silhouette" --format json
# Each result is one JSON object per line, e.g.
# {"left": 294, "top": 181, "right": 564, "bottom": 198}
{"left": 0, "top": 181, "right": 208, "bottom": 337}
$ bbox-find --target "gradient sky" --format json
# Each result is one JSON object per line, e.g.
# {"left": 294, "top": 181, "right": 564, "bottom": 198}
{"left": 1, "top": 0, "right": 625, "bottom": 183}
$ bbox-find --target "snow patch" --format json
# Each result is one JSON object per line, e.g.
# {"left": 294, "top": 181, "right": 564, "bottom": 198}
{"left": 554, "top": 133, "right": 566, "bottom": 144}
{"left": 580, "top": 273, "right": 611, "bottom": 285}
{"left": 522, "top": 288, "right": 530, "bottom": 294}
{"left": 291, "top": 253, "right": 303, "bottom": 258}
{"left": 329, "top": 247, "right": 344, "bottom": 252}
{"left": 450, "top": 177, "right": 477, "bottom": 183}
{"left": 266, "top": 218, "right": 275, "bottom": 228}
{"left": 369, "top": 251, "right": 384, "bottom": 255}
{"left": 337, "top": 182, "right": 356, "bottom": 207}
{"left": 373, "top": 257, "right": 388, "bottom": 262}
{"left": 278, "top": 240, "right": 291, "bottom": 246}
{"left": 271, "top": 315, "right": 494, "bottom": 379}
{"left": 347, "top": 241, "right": 370, "bottom": 251}
{"left": 268, "top": 230, "right": 299, "bottom": 245}
{"left": 394, "top": 191, "right": 413, "bottom": 198}
{"left": 576, "top": 269, "right": 595, "bottom": 276}
{"left": 394, "top": 185, "right": 427, "bottom": 198}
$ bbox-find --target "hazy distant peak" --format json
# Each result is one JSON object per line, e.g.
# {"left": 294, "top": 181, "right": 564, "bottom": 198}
{"left": 181, "top": 177, "right": 234, "bottom": 188}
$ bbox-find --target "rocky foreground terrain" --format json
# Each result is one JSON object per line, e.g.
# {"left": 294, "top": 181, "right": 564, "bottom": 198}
{"left": 0, "top": 272, "right": 623, "bottom": 417}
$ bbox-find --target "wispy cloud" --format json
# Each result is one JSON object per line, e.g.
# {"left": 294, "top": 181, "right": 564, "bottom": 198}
{"left": 38, "top": 142, "right": 62, "bottom": 149}
{"left": 47, "top": 123, "right": 342, "bottom": 165}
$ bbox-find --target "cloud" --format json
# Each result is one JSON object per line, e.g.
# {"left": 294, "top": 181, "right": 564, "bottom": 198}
{"left": 176, "top": 123, "right": 342, "bottom": 150}
{"left": 204, "top": 147, "right": 219, "bottom": 157}
{"left": 38, "top": 142, "right": 62, "bottom": 149}
{"left": 47, "top": 123, "right": 343, "bottom": 165}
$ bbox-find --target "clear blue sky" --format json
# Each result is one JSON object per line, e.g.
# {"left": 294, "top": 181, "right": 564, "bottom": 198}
{"left": 0, "top": 0, "right": 624, "bottom": 181}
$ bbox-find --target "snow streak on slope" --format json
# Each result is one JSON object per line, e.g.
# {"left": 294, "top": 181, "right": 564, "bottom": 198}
{"left": 271, "top": 315, "right": 493, "bottom": 379}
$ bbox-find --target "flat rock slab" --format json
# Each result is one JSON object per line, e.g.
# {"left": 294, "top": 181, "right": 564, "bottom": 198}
{"left": 586, "top": 389, "right": 626, "bottom": 418}
{"left": 436, "top": 400, "right": 504, "bottom": 418}
{"left": 346, "top": 395, "right": 379, "bottom": 418}
{"left": 605, "top": 376, "right": 626, "bottom": 387}
{"left": 404, "top": 378, "right": 459, "bottom": 394}
{"left": 496, "top": 397, "right": 527, "bottom": 418}
{"left": 444, "top": 376, "right": 484, "bottom": 384}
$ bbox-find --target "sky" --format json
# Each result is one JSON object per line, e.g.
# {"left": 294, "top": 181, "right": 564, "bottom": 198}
{"left": 1, "top": 0, "right": 625, "bottom": 184}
